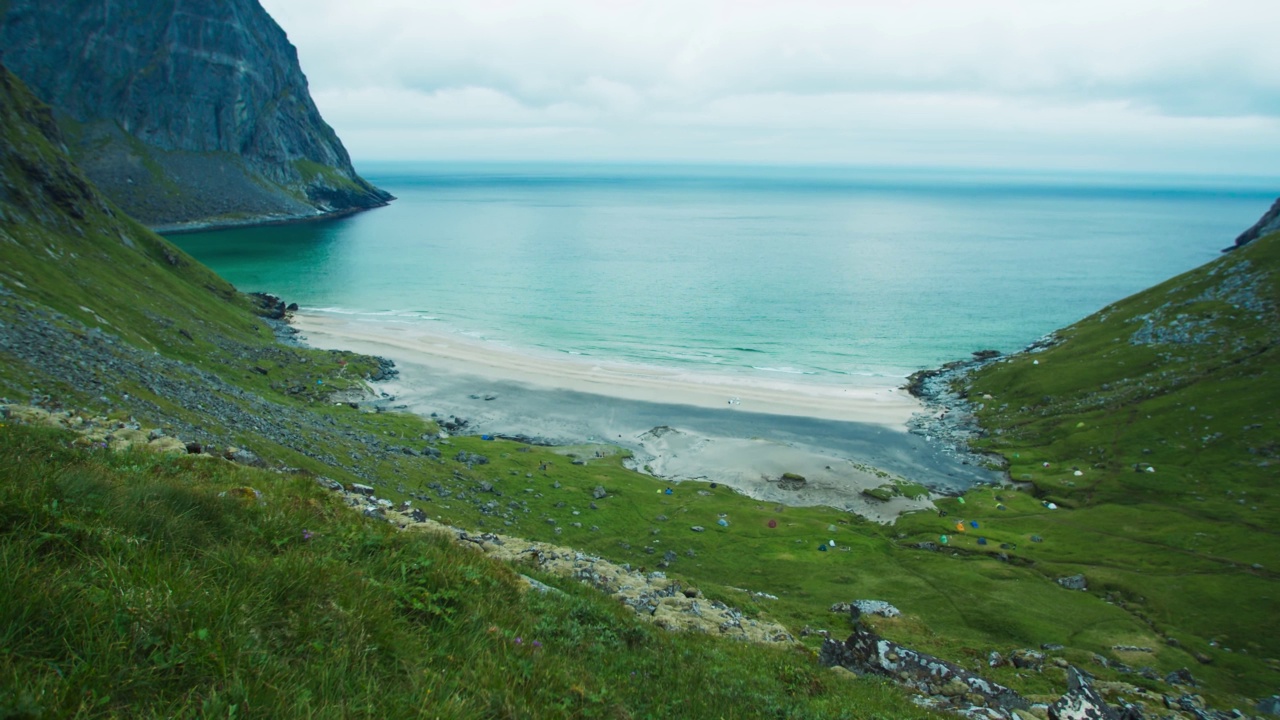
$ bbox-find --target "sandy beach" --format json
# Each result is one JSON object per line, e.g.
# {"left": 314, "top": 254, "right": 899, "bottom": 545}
{"left": 291, "top": 311, "right": 1000, "bottom": 520}
{"left": 293, "top": 313, "right": 918, "bottom": 427}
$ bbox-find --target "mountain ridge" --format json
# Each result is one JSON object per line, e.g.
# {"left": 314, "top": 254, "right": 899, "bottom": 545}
{"left": 0, "top": 0, "right": 391, "bottom": 230}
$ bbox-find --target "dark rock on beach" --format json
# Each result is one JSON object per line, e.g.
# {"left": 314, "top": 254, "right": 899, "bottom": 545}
{"left": 903, "top": 351, "right": 1009, "bottom": 471}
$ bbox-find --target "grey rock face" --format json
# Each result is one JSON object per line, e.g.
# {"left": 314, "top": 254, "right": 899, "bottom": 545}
{"left": 1048, "top": 667, "right": 1119, "bottom": 720}
{"left": 0, "top": 0, "right": 392, "bottom": 228}
{"left": 1231, "top": 197, "right": 1280, "bottom": 249}
{"left": 819, "top": 629, "right": 1029, "bottom": 712}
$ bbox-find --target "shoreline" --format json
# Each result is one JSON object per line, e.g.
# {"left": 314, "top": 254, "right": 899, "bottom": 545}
{"left": 291, "top": 312, "right": 919, "bottom": 428}
{"left": 289, "top": 310, "right": 1003, "bottom": 521}
{"left": 154, "top": 198, "right": 394, "bottom": 236}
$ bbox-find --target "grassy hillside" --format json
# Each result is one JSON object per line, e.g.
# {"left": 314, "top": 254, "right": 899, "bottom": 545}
{"left": 896, "top": 230, "right": 1280, "bottom": 697}
{"left": 2, "top": 61, "right": 1276, "bottom": 716}
{"left": 0, "top": 422, "right": 946, "bottom": 719}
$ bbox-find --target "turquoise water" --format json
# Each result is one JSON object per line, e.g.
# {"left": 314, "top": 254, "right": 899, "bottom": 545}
{"left": 169, "top": 164, "right": 1276, "bottom": 382}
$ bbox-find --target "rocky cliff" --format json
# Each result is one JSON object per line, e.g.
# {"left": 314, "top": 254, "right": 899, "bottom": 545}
{"left": 1231, "top": 196, "right": 1280, "bottom": 250}
{"left": 0, "top": 0, "right": 391, "bottom": 230}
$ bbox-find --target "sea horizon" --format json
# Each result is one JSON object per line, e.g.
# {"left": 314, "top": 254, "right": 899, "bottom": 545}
{"left": 169, "top": 161, "right": 1277, "bottom": 387}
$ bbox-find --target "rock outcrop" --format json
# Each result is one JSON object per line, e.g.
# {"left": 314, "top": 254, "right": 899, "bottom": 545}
{"left": 819, "top": 627, "right": 1030, "bottom": 713}
{"left": 1048, "top": 667, "right": 1119, "bottom": 720}
{"left": 1229, "top": 196, "right": 1280, "bottom": 250}
{"left": 0, "top": 0, "right": 391, "bottom": 229}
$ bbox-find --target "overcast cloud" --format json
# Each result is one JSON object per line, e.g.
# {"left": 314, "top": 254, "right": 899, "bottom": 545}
{"left": 260, "top": 0, "right": 1280, "bottom": 176}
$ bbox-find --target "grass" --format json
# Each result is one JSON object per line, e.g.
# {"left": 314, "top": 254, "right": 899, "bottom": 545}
{"left": 292, "top": 159, "right": 364, "bottom": 195}
{"left": 897, "top": 229, "right": 1280, "bottom": 702}
{"left": 0, "top": 422, "right": 945, "bottom": 719}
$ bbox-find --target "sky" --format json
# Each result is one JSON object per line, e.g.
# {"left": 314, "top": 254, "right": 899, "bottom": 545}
{"left": 260, "top": 0, "right": 1280, "bottom": 177}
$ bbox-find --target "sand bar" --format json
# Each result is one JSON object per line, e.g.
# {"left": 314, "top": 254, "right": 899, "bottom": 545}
{"left": 292, "top": 312, "right": 918, "bottom": 428}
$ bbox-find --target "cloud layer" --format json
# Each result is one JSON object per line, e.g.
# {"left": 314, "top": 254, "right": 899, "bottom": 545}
{"left": 262, "top": 0, "right": 1280, "bottom": 174}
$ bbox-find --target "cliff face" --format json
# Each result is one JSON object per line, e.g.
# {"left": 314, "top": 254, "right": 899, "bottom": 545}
{"left": 0, "top": 0, "right": 391, "bottom": 230}
{"left": 1232, "top": 196, "right": 1280, "bottom": 250}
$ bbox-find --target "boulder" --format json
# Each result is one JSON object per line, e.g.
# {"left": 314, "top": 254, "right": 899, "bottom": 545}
{"left": 108, "top": 428, "right": 149, "bottom": 451}
{"left": 454, "top": 451, "right": 489, "bottom": 465}
{"left": 1057, "top": 574, "right": 1087, "bottom": 591}
{"left": 1048, "top": 667, "right": 1118, "bottom": 720}
{"left": 1009, "top": 649, "right": 1046, "bottom": 670}
{"left": 147, "top": 436, "right": 188, "bottom": 455}
{"left": 592, "top": 485, "right": 607, "bottom": 499}
{"left": 852, "top": 600, "right": 901, "bottom": 618}
{"left": 228, "top": 447, "right": 262, "bottom": 467}
{"left": 1257, "top": 696, "right": 1280, "bottom": 716}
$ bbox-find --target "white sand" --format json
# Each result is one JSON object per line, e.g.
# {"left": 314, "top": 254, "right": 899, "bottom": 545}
{"left": 288, "top": 311, "right": 980, "bottom": 521}
{"left": 292, "top": 312, "right": 918, "bottom": 428}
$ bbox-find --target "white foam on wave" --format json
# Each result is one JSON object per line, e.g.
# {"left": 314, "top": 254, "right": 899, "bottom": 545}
{"left": 751, "top": 366, "right": 818, "bottom": 375}
{"left": 309, "top": 306, "right": 438, "bottom": 321}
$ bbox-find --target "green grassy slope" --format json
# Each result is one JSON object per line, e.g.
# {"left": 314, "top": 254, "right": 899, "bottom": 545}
{"left": 1, "top": 423, "right": 947, "bottom": 719}
{"left": 896, "top": 230, "right": 1280, "bottom": 697}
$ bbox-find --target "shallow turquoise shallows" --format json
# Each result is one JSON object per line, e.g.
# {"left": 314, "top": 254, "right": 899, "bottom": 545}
{"left": 168, "top": 163, "right": 1276, "bottom": 382}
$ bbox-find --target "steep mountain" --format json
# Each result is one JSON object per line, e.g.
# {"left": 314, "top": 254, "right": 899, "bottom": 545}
{"left": 0, "top": 0, "right": 391, "bottom": 230}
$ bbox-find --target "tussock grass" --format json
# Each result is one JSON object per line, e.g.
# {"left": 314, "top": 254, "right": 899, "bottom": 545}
{"left": 0, "top": 423, "right": 942, "bottom": 719}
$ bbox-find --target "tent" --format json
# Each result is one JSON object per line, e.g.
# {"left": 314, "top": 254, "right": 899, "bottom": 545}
{"left": 767, "top": 519, "right": 777, "bottom": 528}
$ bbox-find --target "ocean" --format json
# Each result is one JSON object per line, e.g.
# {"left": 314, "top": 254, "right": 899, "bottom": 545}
{"left": 168, "top": 163, "right": 1276, "bottom": 385}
